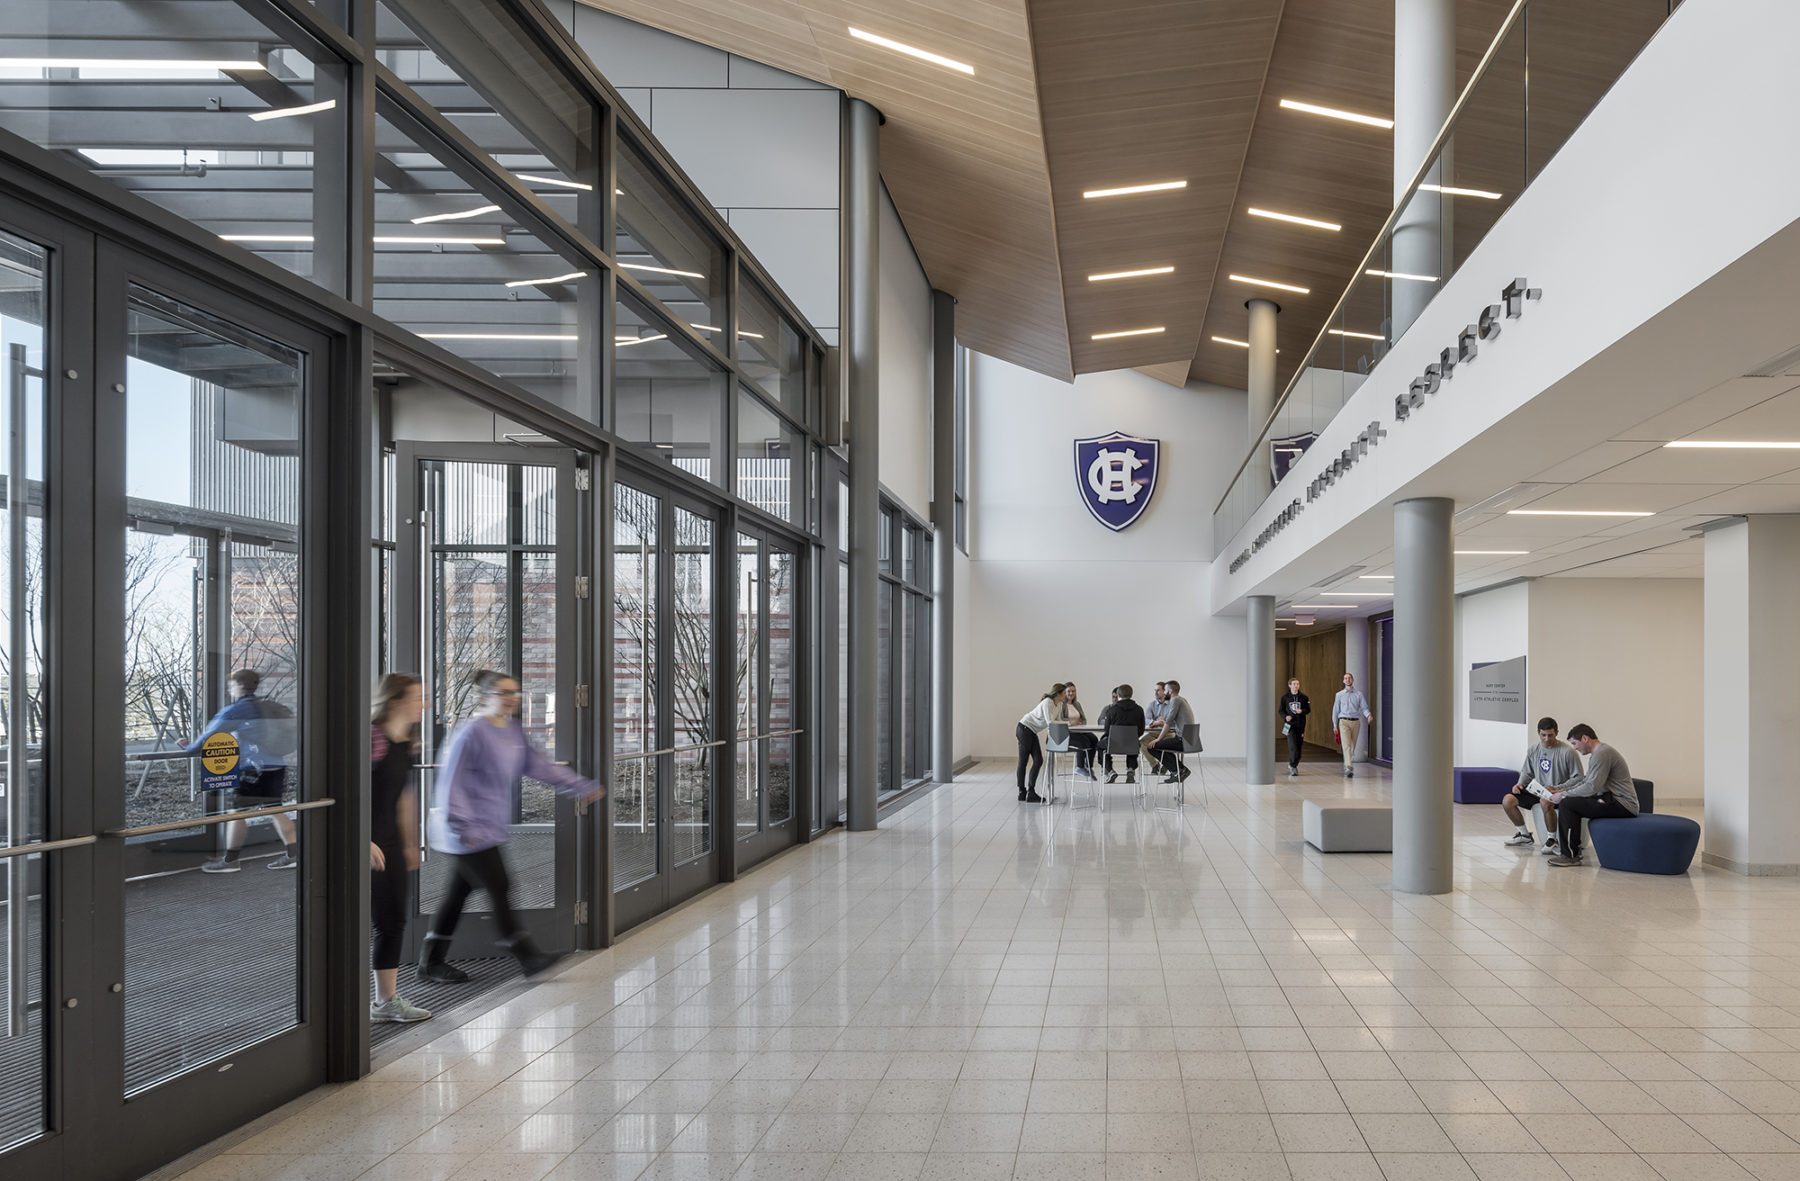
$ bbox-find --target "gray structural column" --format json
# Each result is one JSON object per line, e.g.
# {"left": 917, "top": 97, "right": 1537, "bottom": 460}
{"left": 1392, "top": 497, "right": 1454, "bottom": 894}
{"left": 930, "top": 290, "right": 956, "bottom": 784}
{"left": 846, "top": 96, "right": 881, "bottom": 830}
{"left": 1342, "top": 616, "right": 1371, "bottom": 764}
{"left": 1391, "top": 0, "right": 1455, "bottom": 338}
{"left": 1246, "top": 299, "right": 1279, "bottom": 493}
{"left": 1246, "top": 595, "right": 1275, "bottom": 786}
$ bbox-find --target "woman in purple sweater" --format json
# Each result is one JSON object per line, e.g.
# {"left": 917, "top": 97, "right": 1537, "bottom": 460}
{"left": 417, "top": 669, "right": 605, "bottom": 983}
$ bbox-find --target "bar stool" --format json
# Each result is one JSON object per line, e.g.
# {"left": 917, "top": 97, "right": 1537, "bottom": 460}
{"left": 1043, "top": 722, "right": 1073, "bottom": 803}
{"left": 1156, "top": 723, "right": 1205, "bottom": 811}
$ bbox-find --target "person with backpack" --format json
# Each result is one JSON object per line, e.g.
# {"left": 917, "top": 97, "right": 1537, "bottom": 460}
{"left": 188, "top": 668, "right": 300, "bottom": 873}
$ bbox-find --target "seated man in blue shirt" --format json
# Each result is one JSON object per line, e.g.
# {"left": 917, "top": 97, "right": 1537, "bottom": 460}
{"left": 187, "top": 668, "right": 299, "bottom": 873}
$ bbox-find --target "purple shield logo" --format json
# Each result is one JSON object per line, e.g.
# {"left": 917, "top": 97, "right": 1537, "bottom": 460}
{"left": 1073, "top": 431, "right": 1160, "bottom": 531}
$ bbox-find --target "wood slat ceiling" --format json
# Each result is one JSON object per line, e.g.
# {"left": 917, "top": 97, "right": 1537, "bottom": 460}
{"left": 577, "top": 0, "right": 1651, "bottom": 399}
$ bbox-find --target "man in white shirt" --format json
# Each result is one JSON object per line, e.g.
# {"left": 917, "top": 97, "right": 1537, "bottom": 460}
{"left": 1331, "top": 673, "right": 1373, "bottom": 778}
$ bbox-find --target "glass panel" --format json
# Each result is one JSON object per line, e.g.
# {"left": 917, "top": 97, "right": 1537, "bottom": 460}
{"left": 735, "top": 532, "right": 759, "bottom": 839}
{"left": 122, "top": 285, "right": 304, "bottom": 1096}
{"left": 670, "top": 508, "right": 712, "bottom": 864}
{"left": 372, "top": 104, "right": 594, "bottom": 420}
{"left": 768, "top": 548, "right": 794, "bottom": 826}
{"left": 1445, "top": 21, "right": 1523, "bottom": 274}
{"left": 616, "top": 138, "right": 728, "bottom": 336}
{"left": 737, "top": 278, "right": 806, "bottom": 419}
{"left": 0, "top": 231, "right": 46, "bottom": 1150}
{"left": 917, "top": 597, "right": 933, "bottom": 780}
{"left": 836, "top": 559, "right": 847, "bottom": 818}
{"left": 878, "top": 508, "right": 893, "bottom": 574}
{"left": 837, "top": 479, "right": 848, "bottom": 553}
{"left": 902, "top": 526, "right": 916, "bottom": 584}
{"left": 0, "top": 5, "right": 345, "bottom": 286}
{"left": 615, "top": 298, "right": 726, "bottom": 484}
{"left": 1526, "top": 1, "right": 1668, "bottom": 182}
{"left": 612, "top": 485, "right": 658, "bottom": 890}
{"left": 901, "top": 591, "right": 917, "bottom": 782}
{"left": 513, "top": 548, "right": 558, "bottom": 910}
{"left": 735, "top": 388, "right": 801, "bottom": 523}
{"left": 877, "top": 582, "right": 893, "bottom": 794}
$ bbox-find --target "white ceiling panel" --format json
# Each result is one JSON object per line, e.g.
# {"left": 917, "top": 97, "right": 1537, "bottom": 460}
{"left": 1614, "top": 376, "right": 1800, "bottom": 441}
{"left": 1527, "top": 441, "right": 1661, "bottom": 484}
{"left": 1582, "top": 447, "right": 1800, "bottom": 485}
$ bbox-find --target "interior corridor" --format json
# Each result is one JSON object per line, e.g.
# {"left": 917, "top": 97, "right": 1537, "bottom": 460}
{"left": 163, "top": 763, "right": 1800, "bottom": 1181}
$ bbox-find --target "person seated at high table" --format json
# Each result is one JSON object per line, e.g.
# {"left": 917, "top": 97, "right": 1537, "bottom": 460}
{"left": 1057, "top": 680, "right": 1099, "bottom": 780}
{"left": 1501, "top": 716, "right": 1581, "bottom": 854}
{"left": 1544, "top": 723, "right": 1639, "bottom": 867}
{"left": 1015, "top": 682, "right": 1067, "bottom": 803}
{"left": 1139, "top": 678, "right": 1194, "bottom": 783}
{"left": 1099, "top": 684, "right": 1146, "bottom": 784}
{"left": 1146, "top": 682, "right": 1170, "bottom": 732}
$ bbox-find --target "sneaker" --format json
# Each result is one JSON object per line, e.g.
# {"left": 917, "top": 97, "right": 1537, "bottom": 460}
{"left": 1504, "top": 832, "right": 1534, "bottom": 847}
{"left": 1288, "top": 768, "right": 1298, "bottom": 778}
{"left": 1018, "top": 790, "right": 1028, "bottom": 801}
{"left": 1124, "top": 773, "right": 1135, "bottom": 784}
{"left": 1541, "top": 838, "right": 1559, "bottom": 855}
{"left": 1077, "top": 766, "right": 1097, "bottom": 781}
{"left": 266, "top": 854, "right": 298, "bottom": 870}
{"left": 200, "top": 858, "right": 240, "bottom": 874}
{"left": 1547, "top": 854, "right": 1584, "bottom": 867}
{"left": 415, "top": 961, "right": 470, "bottom": 985}
{"left": 1177, "top": 765, "right": 1191, "bottom": 782}
{"left": 1346, "top": 770, "right": 1354, "bottom": 778}
{"left": 1104, "top": 772, "right": 1118, "bottom": 784}
{"left": 370, "top": 995, "right": 432, "bottom": 1023}
{"left": 1025, "top": 790, "right": 1046, "bottom": 804}
{"left": 518, "top": 951, "right": 566, "bottom": 979}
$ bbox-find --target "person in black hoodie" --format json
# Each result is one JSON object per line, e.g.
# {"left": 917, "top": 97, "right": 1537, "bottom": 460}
{"left": 1279, "top": 677, "right": 1310, "bottom": 778}
{"left": 1098, "top": 684, "right": 1147, "bottom": 784}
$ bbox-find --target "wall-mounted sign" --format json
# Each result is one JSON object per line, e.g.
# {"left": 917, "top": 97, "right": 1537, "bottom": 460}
{"left": 1270, "top": 431, "right": 1317, "bottom": 484}
{"left": 1074, "top": 431, "right": 1159, "bottom": 531}
{"left": 1469, "top": 656, "right": 1527, "bottom": 723}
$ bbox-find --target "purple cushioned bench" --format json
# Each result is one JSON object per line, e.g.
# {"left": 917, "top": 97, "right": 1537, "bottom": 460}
{"left": 1453, "top": 766, "right": 1516, "bottom": 805}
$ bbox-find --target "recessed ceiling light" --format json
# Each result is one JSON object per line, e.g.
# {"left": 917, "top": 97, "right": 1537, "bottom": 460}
{"left": 1320, "top": 592, "right": 1391, "bottom": 598}
{"left": 1420, "top": 183, "right": 1502, "bottom": 200}
{"left": 1087, "top": 266, "right": 1175, "bottom": 282}
{"left": 691, "top": 324, "right": 722, "bottom": 332}
{"left": 249, "top": 98, "right": 336, "bottom": 122}
{"left": 1358, "top": 575, "right": 1394, "bottom": 580}
{"left": 847, "top": 27, "right": 975, "bottom": 75}
{"left": 615, "top": 334, "right": 669, "bottom": 347}
{"left": 1212, "top": 336, "right": 1250, "bottom": 348}
{"left": 621, "top": 261, "right": 705, "bottom": 280}
{"left": 505, "top": 271, "right": 588, "bottom": 288}
{"left": 373, "top": 235, "right": 504, "bottom": 245}
{"left": 419, "top": 333, "right": 576, "bottom": 341}
{"left": 1247, "top": 207, "right": 1341, "bottom": 232}
{"left": 515, "top": 173, "right": 593, "bottom": 191}
{"left": 1082, "top": 180, "right": 1187, "bottom": 199}
{"left": 1664, "top": 440, "right": 1800, "bottom": 449}
{"left": 1366, "top": 268, "right": 1438, "bottom": 282}
{"left": 1230, "top": 274, "right": 1310, "bottom": 294}
{"left": 1279, "top": 98, "right": 1393, "bottom": 129}
{"left": 1091, "top": 327, "right": 1165, "bottom": 340}
{"left": 412, "top": 204, "right": 501, "bottom": 224}
{"left": 1455, "top": 550, "right": 1529, "bottom": 555}
{"left": 1286, "top": 604, "right": 1345, "bottom": 609}
{"left": 1506, "top": 509, "right": 1654, "bottom": 517}
{"left": 220, "top": 234, "right": 314, "bottom": 243}
{"left": 1, "top": 57, "right": 267, "bottom": 72}
{"left": 1329, "top": 329, "right": 1385, "bottom": 341}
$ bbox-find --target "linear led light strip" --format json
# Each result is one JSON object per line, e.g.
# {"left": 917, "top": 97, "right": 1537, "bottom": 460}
{"left": 621, "top": 261, "right": 705, "bottom": 280}
{"left": 223, "top": 232, "right": 503, "bottom": 245}
{"left": 691, "top": 325, "right": 767, "bottom": 339}
{"left": 420, "top": 333, "right": 574, "bottom": 341}
{"left": 1230, "top": 274, "right": 1310, "bottom": 294}
{"left": 615, "top": 334, "right": 668, "bottom": 347}
{"left": 1279, "top": 98, "right": 1392, "bottom": 129}
{"left": 1091, "top": 327, "right": 1163, "bottom": 341}
{"left": 1247, "top": 207, "right": 1340, "bottom": 232}
{"left": 1666, "top": 440, "right": 1800, "bottom": 448}
{"left": 1088, "top": 266, "right": 1174, "bottom": 282}
{"left": 516, "top": 174, "right": 593, "bottom": 191}
{"left": 413, "top": 203, "right": 500, "bottom": 224}
{"left": 0, "top": 57, "right": 268, "bottom": 72}
{"left": 249, "top": 98, "right": 335, "bottom": 122}
{"left": 1210, "top": 337, "right": 1279, "bottom": 352}
{"left": 1420, "top": 183, "right": 1502, "bottom": 200}
{"left": 1507, "top": 509, "right": 1653, "bottom": 517}
{"left": 506, "top": 271, "right": 588, "bottom": 288}
{"left": 1366, "top": 268, "right": 1437, "bottom": 282}
{"left": 1083, "top": 180, "right": 1186, "bottom": 200}
{"left": 1319, "top": 592, "right": 1390, "bottom": 598}
{"left": 1329, "top": 328, "right": 1384, "bottom": 341}
{"left": 847, "top": 27, "right": 974, "bottom": 75}
{"left": 1455, "top": 550, "right": 1529, "bottom": 555}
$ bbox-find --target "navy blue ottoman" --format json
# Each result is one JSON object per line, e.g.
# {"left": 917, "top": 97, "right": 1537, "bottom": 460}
{"left": 1588, "top": 813, "right": 1699, "bottom": 875}
{"left": 1453, "top": 767, "right": 1515, "bottom": 804}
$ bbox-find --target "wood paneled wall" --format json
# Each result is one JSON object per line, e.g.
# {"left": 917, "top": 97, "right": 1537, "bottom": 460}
{"left": 1278, "top": 626, "right": 1346, "bottom": 751}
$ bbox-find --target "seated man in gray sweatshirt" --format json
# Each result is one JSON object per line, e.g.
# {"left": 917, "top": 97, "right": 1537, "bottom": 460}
{"left": 1545, "top": 723, "right": 1639, "bottom": 866}
{"left": 1501, "top": 717, "right": 1583, "bottom": 854}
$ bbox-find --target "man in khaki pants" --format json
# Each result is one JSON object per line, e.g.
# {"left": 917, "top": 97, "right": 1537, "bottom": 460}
{"left": 1331, "top": 673, "right": 1373, "bottom": 778}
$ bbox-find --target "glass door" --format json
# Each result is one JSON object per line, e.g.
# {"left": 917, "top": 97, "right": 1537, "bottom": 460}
{"left": 734, "top": 528, "right": 802, "bottom": 870}
{"left": 394, "top": 446, "right": 585, "bottom": 966}
{"left": 612, "top": 477, "right": 721, "bottom": 932}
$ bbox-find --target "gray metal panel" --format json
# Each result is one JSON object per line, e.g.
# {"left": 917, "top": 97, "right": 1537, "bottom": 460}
{"left": 566, "top": 6, "right": 729, "bottom": 88}
{"left": 727, "top": 54, "right": 832, "bottom": 91}
{"left": 725, "top": 207, "right": 838, "bottom": 336}
{"left": 650, "top": 89, "right": 840, "bottom": 210}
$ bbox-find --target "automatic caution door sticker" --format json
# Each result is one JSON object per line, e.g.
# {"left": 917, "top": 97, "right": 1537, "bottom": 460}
{"left": 200, "top": 732, "right": 241, "bottom": 793}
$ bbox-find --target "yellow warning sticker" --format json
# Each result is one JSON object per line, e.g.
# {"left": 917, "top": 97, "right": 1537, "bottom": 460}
{"left": 201, "top": 732, "right": 240, "bottom": 774}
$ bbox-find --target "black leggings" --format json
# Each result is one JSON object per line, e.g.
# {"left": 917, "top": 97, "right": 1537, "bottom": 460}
{"left": 371, "top": 845, "right": 409, "bottom": 970}
{"left": 1558, "top": 794, "right": 1634, "bottom": 857}
{"left": 1067, "top": 732, "right": 1099, "bottom": 769}
{"left": 1286, "top": 729, "right": 1305, "bottom": 769}
{"left": 428, "top": 845, "right": 521, "bottom": 942}
{"left": 1015, "top": 723, "right": 1042, "bottom": 790}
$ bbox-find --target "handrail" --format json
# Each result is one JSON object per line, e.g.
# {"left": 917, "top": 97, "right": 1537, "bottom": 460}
{"left": 1213, "top": 0, "right": 1534, "bottom": 517}
{"left": 105, "top": 797, "right": 335, "bottom": 839}
{"left": 612, "top": 738, "right": 729, "bottom": 763}
{"left": 0, "top": 834, "right": 99, "bottom": 861}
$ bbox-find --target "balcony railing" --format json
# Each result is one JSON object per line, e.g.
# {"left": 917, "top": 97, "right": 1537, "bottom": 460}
{"left": 1213, "top": 0, "right": 1681, "bottom": 555}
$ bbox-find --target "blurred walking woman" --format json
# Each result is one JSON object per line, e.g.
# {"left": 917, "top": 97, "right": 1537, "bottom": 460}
{"left": 369, "top": 674, "right": 430, "bottom": 1023}
{"left": 1016, "top": 682, "right": 1068, "bottom": 804}
{"left": 418, "top": 669, "right": 605, "bottom": 983}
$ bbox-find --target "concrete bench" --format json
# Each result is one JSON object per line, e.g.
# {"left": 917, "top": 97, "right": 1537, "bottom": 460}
{"left": 1303, "top": 800, "right": 1392, "bottom": 852}
{"left": 1453, "top": 767, "right": 1516, "bottom": 804}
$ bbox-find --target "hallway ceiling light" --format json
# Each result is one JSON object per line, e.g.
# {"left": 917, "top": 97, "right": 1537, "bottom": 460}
{"left": 1082, "top": 180, "right": 1187, "bottom": 199}
{"left": 1, "top": 57, "right": 268, "bottom": 73}
{"left": 1212, "top": 336, "right": 1279, "bottom": 352}
{"left": 1091, "top": 327, "right": 1165, "bottom": 340}
{"left": 1286, "top": 604, "right": 1343, "bottom": 609}
{"left": 419, "top": 332, "right": 576, "bottom": 341}
{"left": 220, "top": 233, "right": 314, "bottom": 243}
{"left": 847, "top": 27, "right": 975, "bottom": 76}
{"left": 1507, "top": 509, "right": 1653, "bottom": 517}
{"left": 1366, "top": 268, "right": 1438, "bottom": 282}
{"left": 1230, "top": 274, "right": 1310, "bottom": 294}
{"left": 411, "top": 204, "right": 501, "bottom": 224}
{"left": 1279, "top": 98, "right": 1393, "bottom": 129}
{"left": 505, "top": 271, "right": 588, "bottom": 288}
{"left": 1455, "top": 549, "right": 1529, "bottom": 555}
{"left": 1358, "top": 575, "right": 1395, "bottom": 580}
{"left": 615, "top": 334, "right": 668, "bottom": 347}
{"left": 1247, "top": 207, "right": 1341, "bottom": 232}
{"left": 621, "top": 261, "right": 705, "bottom": 280}
{"left": 1319, "top": 592, "right": 1390, "bottom": 597}
{"left": 1665, "top": 440, "right": 1800, "bottom": 448}
{"left": 1329, "top": 328, "right": 1385, "bottom": 341}
{"left": 515, "top": 174, "right": 593, "bottom": 191}
{"left": 372, "top": 235, "right": 504, "bottom": 245}
{"left": 249, "top": 98, "right": 336, "bottom": 121}
{"left": 1088, "top": 266, "right": 1175, "bottom": 282}
{"left": 1420, "top": 183, "right": 1502, "bottom": 200}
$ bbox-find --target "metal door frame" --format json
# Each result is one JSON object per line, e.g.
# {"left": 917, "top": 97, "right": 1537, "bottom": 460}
{"left": 733, "top": 525, "right": 805, "bottom": 873}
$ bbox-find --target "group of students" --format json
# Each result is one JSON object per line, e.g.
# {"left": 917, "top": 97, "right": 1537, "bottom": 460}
{"left": 1498, "top": 716, "right": 1641, "bottom": 866}
{"left": 1015, "top": 680, "right": 1195, "bottom": 802}
{"left": 1274, "top": 672, "right": 1375, "bottom": 778}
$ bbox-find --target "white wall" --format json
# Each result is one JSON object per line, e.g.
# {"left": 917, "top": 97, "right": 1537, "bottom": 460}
{"left": 1455, "top": 582, "right": 1530, "bottom": 769}
{"left": 878, "top": 188, "right": 933, "bottom": 520}
{"left": 1527, "top": 578, "right": 1704, "bottom": 802}
{"left": 965, "top": 353, "right": 1248, "bottom": 757}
